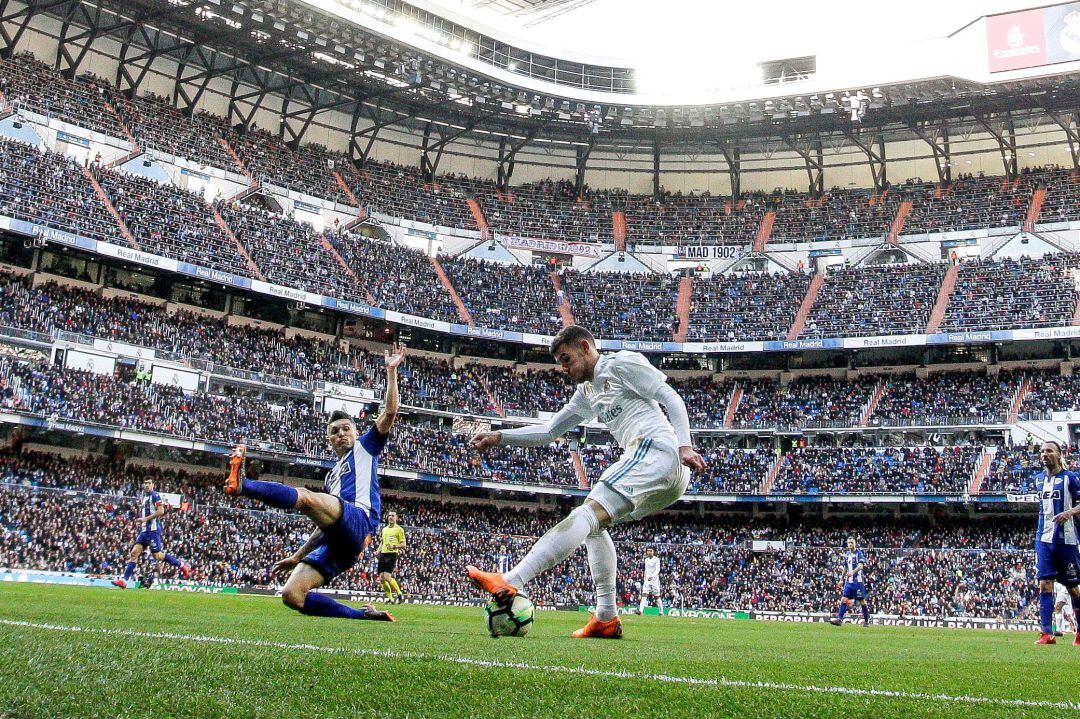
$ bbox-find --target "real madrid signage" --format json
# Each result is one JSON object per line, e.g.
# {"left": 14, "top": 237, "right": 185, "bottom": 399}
{"left": 676, "top": 245, "right": 747, "bottom": 260}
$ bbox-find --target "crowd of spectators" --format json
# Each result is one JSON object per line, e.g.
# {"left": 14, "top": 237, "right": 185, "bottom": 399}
{"left": 111, "top": 93, "right": 237, "bottom": 170}
{"left": 900, "top": 173, "right": 1029, "bottom": 235}
{"left": 363, "top": 162, "right": 476, "bottom": 229}
{"left": 1019, "top": 370, "right": 1080, "bottom": 418}
{"left": 801, "top": 262, "right": 946, "bottom": 338}
{"left": 872, "top": 371, "right": 1021, "bottom": 426}
{"left": 1036, "top": 169, "right": 1080, "bottom": 224}
{"left": 475, "top": 179, "right": 614, "bottom": 243}
{"left": 1, "top": 352, "right": 1030, "bottom": 495}
{"left": 941, "top": 254, "right": 1080, "bottom": 332}
{"left": 325, "top": 229, "right": 460, "bottom": 323}
{"left": 686, "top": 270, "right": 811, "bottom": 342}
{"left": 0, "top": 138, "right": 119, "bottom": 245}
{"left": 0, "top": 55, "right": 124, "bottom": 137}
{"left": 562, "top": 270, "right": 679, "bottom": 340}
{"left": 0, "top": 453, "right": 1039, "bottom": 617}
{"left": 438, "top": 257, "right": 563, "bottom": 335}
{"left": 622, "top": 191, "right": 765, "bottom": 245}
{"left": 99, "top": 169, "right": 252, "bottom": 275}
{"left": 215, "top": 200, "right": 357, "bottom": 298}
{"left": 770, "top": 187, "right": 896, "bottom": 243}
{"left": 733, "top": 375, "right": 876, "bottom": 430}
{"left": 772, "top": 446, "right": 980, "bottom": 494}
{"left": 231, "top": 128, "right": 353, "bottom": 205}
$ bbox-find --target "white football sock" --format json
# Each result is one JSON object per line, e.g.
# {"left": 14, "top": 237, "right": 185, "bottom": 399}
{"left": 504, "top": 504, "right": 598, "bottom": 589}
{"left": 638, "top": 594, "right": 647, "bottom": 614}
{"left": 657, "top": 597, "right": 664, "bottom": 615}
{"left": 585, "top": 530, "right": 618, "bottom": 622}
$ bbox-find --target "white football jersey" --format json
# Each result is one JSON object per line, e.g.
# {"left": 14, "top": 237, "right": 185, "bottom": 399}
{"left": 565, "top": 351, "right": 678, "bottom": 451}
{"left": 644, "top": 555, "right": 661, "bottom": 582}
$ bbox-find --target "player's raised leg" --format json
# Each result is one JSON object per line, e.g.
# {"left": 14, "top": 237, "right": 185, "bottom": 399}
{"left": 467, "top": 500, "right": 609, "bottom": 606}
{"left": 279, "top": 561, "right": 392, "bottom": 620}
{"left": 225, "top": 444, "right": 299, "bottom": 509}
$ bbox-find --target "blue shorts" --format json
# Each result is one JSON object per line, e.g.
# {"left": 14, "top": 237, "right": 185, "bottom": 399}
{"left": 842, "top": 582, "right": 866, "bottom": 601}
{"left": 301, "top": 501, "right": 376, "bottom": 583}
{"left": 1036, "top": 541, "right": 1080, "bottom": 587}
{"left": 135, "top": 530, "right": 162, "bottom": 553}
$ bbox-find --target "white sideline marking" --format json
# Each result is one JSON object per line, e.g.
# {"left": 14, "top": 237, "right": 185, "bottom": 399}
{"left": 1, "top": 618, "right": 1076, "bottom": 711}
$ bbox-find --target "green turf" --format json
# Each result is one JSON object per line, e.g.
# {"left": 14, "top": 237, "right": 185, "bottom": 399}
{"left": 0, "top": 584, "right": 1075, "bottom": 719}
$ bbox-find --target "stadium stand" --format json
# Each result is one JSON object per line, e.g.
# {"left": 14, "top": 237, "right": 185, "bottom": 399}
{"left": 0, "top": 138, "right": 119, "bottom": 246}
{"left": 686, "top": 270, "right": 811, "bottom": 342}
{"left": 0, "top": 452, "right": 1037, "bottom": 617}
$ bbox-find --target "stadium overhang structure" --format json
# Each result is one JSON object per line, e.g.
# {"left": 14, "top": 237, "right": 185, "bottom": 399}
{"left": 4, "top": 0, "right": 1080, "bottom": 193}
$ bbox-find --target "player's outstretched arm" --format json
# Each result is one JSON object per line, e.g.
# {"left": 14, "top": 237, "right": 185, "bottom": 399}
{"left": 273, "top": 528, "right": 324, "bottom": 574}
{"left": 651, "top": 384, "right": 705, "bottom": 473}
{"left": 471, "top": 403, "right": 585, "bottom": 451}
{"left": 376, "top": 343, "right": 405, "bottom": 435}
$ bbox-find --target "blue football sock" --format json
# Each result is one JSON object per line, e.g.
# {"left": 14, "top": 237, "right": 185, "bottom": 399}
{"left": 240, "top": 480, "right": 298, "bottom": 510}
{"left": 861, "top": 603, "right": 870, "bottom": 622}
{"left": 1072, "top": 593, "right": 1080, "bottom": 621}
{"left": 123, "top": 561, "right": 136, "bottom": 582}
{"left": 1040, "top": 590, "right": 1055, "bottom": 634}
{"left": 163, "top": 554, "right": 182, "bottom": 567}
{"left": 837, "top": 602, "right": 848, "bottom": 620}
{"left": 299, "top": 592, "right": 371, "bottom": 620}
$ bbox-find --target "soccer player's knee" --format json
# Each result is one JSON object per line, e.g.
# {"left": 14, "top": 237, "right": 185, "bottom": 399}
{"left": 569, "top": 503, "right": 602, "bottom": 536}
{"left": 282, "top": 587, "right": 307, "bottom": 610}
{"left": 293, "top": 487, "right": 314, "bottom": 509}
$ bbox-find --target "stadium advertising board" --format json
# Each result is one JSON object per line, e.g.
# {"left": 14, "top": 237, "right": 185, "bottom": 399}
{"left": 676, "top": 245, "right": 746, "bottom": 261}
{"left": 752, "top": 611, "right": 1040, "bottom": 631}
{"left": 987, "top": 3, "right": 1080, "bottom": 72}
{"left": 501, "top": 235, "right": 604, "bottom": 258}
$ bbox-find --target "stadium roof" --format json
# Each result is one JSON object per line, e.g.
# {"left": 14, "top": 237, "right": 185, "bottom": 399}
{"left": 10, "top": 0, "right": 1079, "bottom": 184}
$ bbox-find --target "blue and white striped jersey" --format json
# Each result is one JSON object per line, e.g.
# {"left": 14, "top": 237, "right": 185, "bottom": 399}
{"left": 142, "top": 491, "right": 163, "bottom": 532}
{"left": 1037, "top": 469, "right": 1080, "bottom": 545}
{"left": 323, "top": 427, "right": 388, "bottom": 524}
{"left": 845, "top": 549, "right": 866, "bottom": 584}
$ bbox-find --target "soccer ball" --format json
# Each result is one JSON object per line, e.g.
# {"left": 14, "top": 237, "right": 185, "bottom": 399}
{"left": 485, "top": 594, "right": 534, "bottom": 637}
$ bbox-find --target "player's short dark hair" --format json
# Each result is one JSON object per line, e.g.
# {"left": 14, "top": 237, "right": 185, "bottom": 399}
{"left": 328, "top": 410, "right": 354, "bottom": 426}
{"left": 550, "top": 325, "right": 595, "bottom": 355}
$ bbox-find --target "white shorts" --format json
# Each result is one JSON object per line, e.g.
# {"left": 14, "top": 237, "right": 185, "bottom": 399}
{"left": 1057, "top": 583, "right": 1073, "bottom": 607}
{"left": 587, "top": 437, "right": 690, "bottom": 523}
{"left": 643, "top": 578, "right": 661, "bottom": 596}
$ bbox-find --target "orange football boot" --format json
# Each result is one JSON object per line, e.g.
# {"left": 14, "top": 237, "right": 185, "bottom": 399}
{"left": 225, "top": 445, "right": 246, "bottom": 495}
{"left": 571, "top": 613, "right": 623, "bottom": 639}
{"left": 466, "top": 565, "right": 518, "bottom": 606}
{"left": 1035, "top": 632, "right": 1057, "bottom": 645}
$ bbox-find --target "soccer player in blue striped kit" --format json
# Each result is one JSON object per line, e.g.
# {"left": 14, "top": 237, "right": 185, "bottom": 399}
{"left": 1033, "top": 440, "right": 1080, "bottom": 645}
{"left": 829, "top": 537, "right": 870, "bottom": 627}
{"left": 223, "top": 343, "right": 406, "bottom": 623}
{"left": 111, "top": 478, "right": 191, "bottom": 588}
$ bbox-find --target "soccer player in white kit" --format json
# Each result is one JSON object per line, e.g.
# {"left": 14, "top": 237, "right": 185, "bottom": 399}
{"left": 639, "top": 547, "right": 663, "bottom": 615}
{"left": 467, "top": 325, "right": 706, "bottom": 638}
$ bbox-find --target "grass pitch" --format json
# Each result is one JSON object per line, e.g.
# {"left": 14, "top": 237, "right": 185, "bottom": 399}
{"left": 0, "top": 584, "right": 1076, "bottom": 719}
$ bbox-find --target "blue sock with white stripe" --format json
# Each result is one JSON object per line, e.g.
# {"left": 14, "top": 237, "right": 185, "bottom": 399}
{"left": 837, "top": 602, "right": 848, "bottom": 621}
{"left": 1039, "top": 590, "right": 1055, "bottom": 634}
{"left": 163, "top": 554, "right": 182, "bottom": 567}
{"left": 299, "top": 592, "right": 371, "bottom": 620}
{"left": 123, "top": 561, "right": 136, "bottom": 582}
{"left": 240, "top": 480, "right": 298, "bottom": 510}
